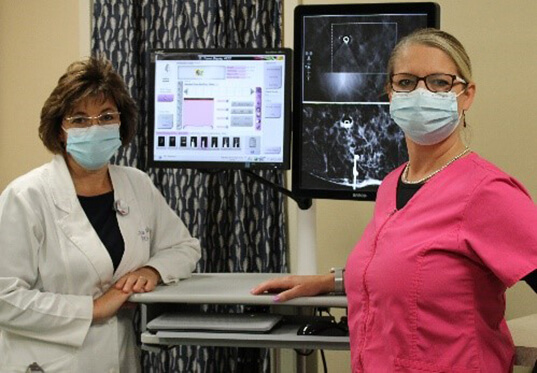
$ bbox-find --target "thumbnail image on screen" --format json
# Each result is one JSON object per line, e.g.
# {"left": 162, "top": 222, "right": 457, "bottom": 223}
{"left": 148, "top": 49, "right": 292, "bottom": 170}
{"left": 293, "top": 3, "right": 440, "bottom": 200}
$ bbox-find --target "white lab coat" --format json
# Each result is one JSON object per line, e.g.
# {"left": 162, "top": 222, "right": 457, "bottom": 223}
{"left": 0, "top": 155, "right": 201, "bottom": 372}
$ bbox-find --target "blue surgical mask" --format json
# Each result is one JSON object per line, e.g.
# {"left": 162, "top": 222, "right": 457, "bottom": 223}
{"left": 63, "top": 124, "right": 121, "bottom": 170}
{"left": 389, "top": 88, "right": 463, "bottom": 145}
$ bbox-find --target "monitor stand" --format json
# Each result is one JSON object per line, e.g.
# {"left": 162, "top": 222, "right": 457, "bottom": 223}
{"left": 297, "top": 201, "right": 317, "bottom": 275}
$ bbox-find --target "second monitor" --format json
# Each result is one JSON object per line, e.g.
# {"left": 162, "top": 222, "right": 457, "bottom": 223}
{"left": 292, "top": 2, "right": 440, "bottom": 201}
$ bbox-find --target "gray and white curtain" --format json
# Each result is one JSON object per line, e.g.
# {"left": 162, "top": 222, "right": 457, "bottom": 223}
{"left": 91, "top": 1, "right": 286, "bottom": 372}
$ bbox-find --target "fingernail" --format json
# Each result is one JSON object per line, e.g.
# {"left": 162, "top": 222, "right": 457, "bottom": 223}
{"left": 273, "top": 295, "right": 280, "bottom": 303}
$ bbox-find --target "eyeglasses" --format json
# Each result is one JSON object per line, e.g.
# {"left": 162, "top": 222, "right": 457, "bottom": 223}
{"left": 63, "top": 112, "right": 121, "bottom": 128}
{"left": 390, "top": 73, "right": 467, "bottom": 93}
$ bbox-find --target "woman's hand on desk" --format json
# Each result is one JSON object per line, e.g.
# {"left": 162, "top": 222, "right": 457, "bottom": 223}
{"left": 250, "top": 274, "right": 335, "bottom": 302}
{"left": 93, "top": 265, "right": 160, "bottom": 323}
{"left": 114, "top": 266, "right": 161, "bottom": 294}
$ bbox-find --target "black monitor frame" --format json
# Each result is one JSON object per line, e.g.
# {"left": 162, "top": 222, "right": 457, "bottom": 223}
{"left": 292, "top": 2, "right": 440, "bottom": 201}
{"left": 147, "top": 48, "right": 293, "bottom": 171}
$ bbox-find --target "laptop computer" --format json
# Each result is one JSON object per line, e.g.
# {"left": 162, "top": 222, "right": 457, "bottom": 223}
{"left": 147, "top": 312, "right": 283, "bottom": 334}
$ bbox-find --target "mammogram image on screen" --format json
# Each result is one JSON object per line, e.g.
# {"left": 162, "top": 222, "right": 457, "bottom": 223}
{"left": 303, "top": 15, "right": 427, "bottom": 103}
{"left": 299, "top": 14, "right": 427, "bottom": 192}
{"left": 300, "top": 104, "right": 407, "bottom": 191}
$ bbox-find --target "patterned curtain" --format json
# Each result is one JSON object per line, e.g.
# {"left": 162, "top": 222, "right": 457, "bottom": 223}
{"left": 91, "top": 1, "right": 286, "bottom": 372}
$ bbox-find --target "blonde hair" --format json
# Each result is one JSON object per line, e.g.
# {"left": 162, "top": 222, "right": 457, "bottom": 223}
{"left": 386, "top": 28, "right": 472, "bottom": 86}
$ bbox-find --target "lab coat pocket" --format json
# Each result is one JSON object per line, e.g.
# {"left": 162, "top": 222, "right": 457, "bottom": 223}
{"left": 0, "top": 337, "right": 76, "bottom": 373}
{"left": 1, "top": 353, "right": 75, "bottom": 373}
{"left": 394, "top": 357, "right": 479, "bottom": 373}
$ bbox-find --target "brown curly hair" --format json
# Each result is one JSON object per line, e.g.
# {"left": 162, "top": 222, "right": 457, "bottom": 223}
{"left": 39, "top": 56, "right": 138, "bottom": 154}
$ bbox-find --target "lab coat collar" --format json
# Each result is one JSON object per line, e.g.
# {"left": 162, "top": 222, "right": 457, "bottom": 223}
{"left": 46, "top": 155, "right": 115, "bottom": 285}
{"left": 47, "top": 155, "right": 76, "bottom": 213}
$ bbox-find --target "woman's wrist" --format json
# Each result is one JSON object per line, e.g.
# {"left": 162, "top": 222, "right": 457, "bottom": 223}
{"left": 317, "top": 273, "right": 337, "bottom": 294}
{"left": 93, "top": 287, "right": 130, "bottom": 323}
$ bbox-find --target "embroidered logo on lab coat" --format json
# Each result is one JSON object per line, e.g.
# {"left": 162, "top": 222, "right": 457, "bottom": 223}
{"left": 139, "top": 227, "right": 151, "bottom": 242}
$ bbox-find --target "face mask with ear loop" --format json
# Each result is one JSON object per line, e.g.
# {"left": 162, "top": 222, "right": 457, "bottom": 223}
{"left": 62, "top": 123, "right": 121, "bottom": 170}
{"left": 389, "top": 88, "right": 466, "bottom": 145}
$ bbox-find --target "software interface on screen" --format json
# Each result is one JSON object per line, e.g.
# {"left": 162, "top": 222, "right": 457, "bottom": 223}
{"left": 151, "top": 51, "right": 289, "bottom": 168}
{"left": 296, "top": 12, "right": 432, "bottom": 198}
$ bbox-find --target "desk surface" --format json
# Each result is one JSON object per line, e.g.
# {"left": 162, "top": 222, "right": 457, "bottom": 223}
{"left": 130, "top": 273, "right": 347, "bottom": 308}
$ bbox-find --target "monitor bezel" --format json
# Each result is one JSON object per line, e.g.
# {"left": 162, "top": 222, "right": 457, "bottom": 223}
{"left": 147, "top": 48, "right": 293, "bottom": 170}
{"left": 292, "top": 2, "right": 440, "bottom": 201}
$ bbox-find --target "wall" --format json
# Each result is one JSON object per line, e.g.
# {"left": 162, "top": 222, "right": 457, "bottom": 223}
{"left": 0, "top": 0, "right": 90, "bottom": 189}
{"left": 283, "top": 1, "right": 537, "bottom": 372}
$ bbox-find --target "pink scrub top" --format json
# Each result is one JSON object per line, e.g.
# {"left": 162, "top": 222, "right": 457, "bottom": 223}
{"left": 345, "top": 152, "right": 537, "bottom": 373}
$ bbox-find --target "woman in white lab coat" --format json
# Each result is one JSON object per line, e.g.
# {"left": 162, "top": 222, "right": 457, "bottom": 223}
{"left": 0, "top": 57, "right": 201, "bottom": 372}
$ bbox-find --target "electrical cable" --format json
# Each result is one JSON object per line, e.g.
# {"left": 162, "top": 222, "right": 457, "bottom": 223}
{"left": 319, "top": 307, "right": 329, "bottom": 373}
{"left": 320, "top": 349, "right": 328, "bottom": 373}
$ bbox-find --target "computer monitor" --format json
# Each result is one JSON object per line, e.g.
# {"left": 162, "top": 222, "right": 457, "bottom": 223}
{"left": 148, "top": 48, "right": 292, "bottom": 170}
{"left": 292, "top": 2, "right": 440, "bottom": 201}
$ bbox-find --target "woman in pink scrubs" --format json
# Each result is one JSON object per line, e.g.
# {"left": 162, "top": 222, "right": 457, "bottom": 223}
{"left": 252, "top": 29, "right": 537, "bottom": 373}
